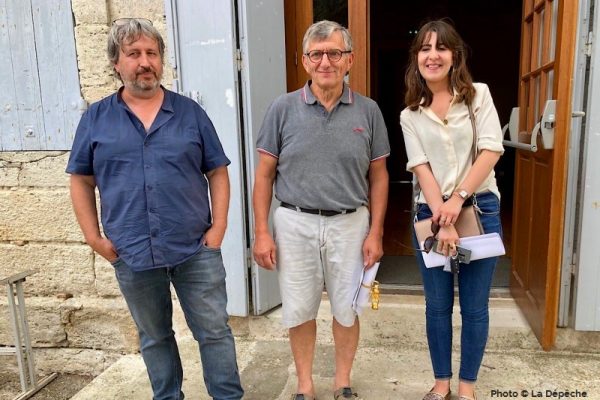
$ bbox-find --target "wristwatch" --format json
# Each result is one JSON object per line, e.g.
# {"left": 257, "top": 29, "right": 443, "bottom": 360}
{"left": 453, "top": 189, "right": 469, "bottom": 200}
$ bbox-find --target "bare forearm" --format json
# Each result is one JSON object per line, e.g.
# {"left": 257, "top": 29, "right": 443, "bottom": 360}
{"left": 413, "top": 164, "right": 444, "bottom": 214}
{"left": 70, "top": 175, "right": 102, "bottom": 243}
{"left": 206, "top": 166, "right": 230, "bottom": 231}
{"left": 253, "top": 154, "right": 277, "bottom": 235}
{"left": 459, "top": 150, "right": 501, "bottom": 195}
{"left": 253, "top": 176, "right": 274, "bottom": 235}
{"left": 368, "top": 160, "right": 389, "bottom": 236}
{"left": 251, "top": 154, "right": 278, "bottom": 269}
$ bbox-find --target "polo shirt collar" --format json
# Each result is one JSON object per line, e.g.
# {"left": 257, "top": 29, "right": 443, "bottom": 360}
{"left": 302, "top": 80, "right": 353, "bottom": 105}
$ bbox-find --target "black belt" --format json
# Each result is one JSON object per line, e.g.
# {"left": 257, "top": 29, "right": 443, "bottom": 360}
{"left": 280, "top": 202, "right": 356, "bottom": 217}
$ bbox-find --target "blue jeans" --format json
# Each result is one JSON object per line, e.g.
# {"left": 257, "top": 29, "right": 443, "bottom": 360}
{"left": 413, "top": 192, "right": 502, "bottom": 383}
{"left": 112, "top": 245, "right": 244, "bottom": 400}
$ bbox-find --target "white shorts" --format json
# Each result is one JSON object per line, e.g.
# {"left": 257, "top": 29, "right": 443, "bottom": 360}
{"left": 273, "top": 205, "right": 370, "bottom": 328}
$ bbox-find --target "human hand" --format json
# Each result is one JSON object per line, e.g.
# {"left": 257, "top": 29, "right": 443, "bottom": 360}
{"left": 433, "top": 196, "right": 463, "bottom": 227}
{"left": 89, "top": 236, "right": 118, "bottom": 263}
{"left": 362, "top": 232, "right": 383, "bottom": 269}
{"left": 203, "top": 226, "right": 226, "bottom": 249}
{"left": 435, "top": 225, "right": 460, "bottom": 257}
{"left": 253, "top": 232, "right": 277, "bottom": 270}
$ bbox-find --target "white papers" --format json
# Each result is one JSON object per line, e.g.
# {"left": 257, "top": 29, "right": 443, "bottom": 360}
{"left": 421, "top": 233, "right": 506, "bottom": 270}
{"left": 352, "top": 262, "right": 380, "bottom": 314}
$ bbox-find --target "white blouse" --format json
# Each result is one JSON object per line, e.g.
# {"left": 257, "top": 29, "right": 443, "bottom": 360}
{"left": 400, "top": 82, "right": 504, "bottom": 204}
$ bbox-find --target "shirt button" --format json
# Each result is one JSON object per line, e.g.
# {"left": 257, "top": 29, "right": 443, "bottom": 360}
{"left": 144, "top": 142, "right": 149, "bottom": 147}
{"left": 151, "top": 231, "right": 158, "bottom": 237}
{"left": 443, "top": 119, "right": 448, "bottom": 125}
{"left": 149, "top": 208, "right": 156, "bottom": 213}
{"left": 147, "top": 185, "right": 153, "bottom": 190}
{"left": 145, "top": 164, "right": 151, "bottom": 169}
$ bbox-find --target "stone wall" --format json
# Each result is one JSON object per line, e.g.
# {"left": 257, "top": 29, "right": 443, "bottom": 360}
{"left": 0, "top": 0, "right": 172, "bottom": 376}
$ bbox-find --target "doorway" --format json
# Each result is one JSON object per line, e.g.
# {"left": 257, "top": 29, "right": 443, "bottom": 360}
{"left": 283, "top": 1, "right": 523, "bottom": 289}
{"left": 367, "top": 1, "right": 522, "bottom": 289}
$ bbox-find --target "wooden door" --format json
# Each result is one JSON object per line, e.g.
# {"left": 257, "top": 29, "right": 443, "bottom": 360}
{"left": 284, "top": 0, "right": 312, "bottom": 91}
{"left": 283, "top": 0, "right": 368, "bottom": 94}
{"left": 511, "top": 0, "right": 577, "bottom": 350}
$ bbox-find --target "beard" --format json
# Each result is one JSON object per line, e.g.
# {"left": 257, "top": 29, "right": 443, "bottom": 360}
{"left": 122, "top": 66, "right": 162, "bottom": 93}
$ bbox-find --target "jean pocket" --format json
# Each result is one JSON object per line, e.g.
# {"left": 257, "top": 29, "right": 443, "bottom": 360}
{"left": 110, "top": 257, "right": 121, "bottom": 266}
{"left": 201, "top": 243, "right": 221, "bottom": 252}
{"left": 415, "top": 203, "right": 433, "bottom": 221}
{"left": 475, "top": 194, "right": 500, "bottom": 216}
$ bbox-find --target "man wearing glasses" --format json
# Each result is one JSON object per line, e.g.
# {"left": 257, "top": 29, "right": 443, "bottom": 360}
{"left": 253, "top": 20, "right": 389, "bottom": 400}
{"left": 66, "top": 18, "right": 243, "bottom": 400}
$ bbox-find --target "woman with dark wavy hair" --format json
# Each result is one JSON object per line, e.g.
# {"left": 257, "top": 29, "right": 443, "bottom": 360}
{"left": 400, "top": 20, "right": 505, "bottom": 400}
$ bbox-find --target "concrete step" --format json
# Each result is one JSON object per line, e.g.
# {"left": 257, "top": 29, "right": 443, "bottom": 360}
{"left": 71, "top": 295, "right": 600, "bottom": 399}
{"left": 233, "top": 295, "right": 541, "bottom": 351}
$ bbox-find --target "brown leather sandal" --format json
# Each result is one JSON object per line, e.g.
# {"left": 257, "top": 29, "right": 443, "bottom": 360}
{"left": 422, "top": 387, "right": 451, "bottom": 400}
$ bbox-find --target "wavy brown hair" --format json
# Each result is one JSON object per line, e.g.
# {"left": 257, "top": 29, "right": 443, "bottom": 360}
{"left": 404, "top": 19, "right": 475, "bottom": 111}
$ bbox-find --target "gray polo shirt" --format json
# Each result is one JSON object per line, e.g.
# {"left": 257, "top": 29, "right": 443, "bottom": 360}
{"left": 257, "top": 81, "right": 390, "bottom": 211}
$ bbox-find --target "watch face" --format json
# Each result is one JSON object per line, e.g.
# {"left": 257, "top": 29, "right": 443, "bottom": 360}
{"left": 459, "top": 190, "right": 468, "bottom": 199}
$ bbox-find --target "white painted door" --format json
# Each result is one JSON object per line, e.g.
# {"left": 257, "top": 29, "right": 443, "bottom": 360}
{"left": 573, "top": 0, "right": 600, "bottom": 331}
{"left": 165, "top": 0, "right": 287, "bottom": 316}
{"left": 238, "top": 0, "right": 286, "bottom": 315}
{"left": 165, "top": 0, "right": 248, "bottom": 316}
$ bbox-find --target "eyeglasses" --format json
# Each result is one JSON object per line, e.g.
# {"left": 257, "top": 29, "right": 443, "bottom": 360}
{"left": 304, "top": 49, "right": 352, "bottom": 63}
{"left": 422, "top": 221, "right": 440, "bottom": 253}
{"left": 112, "top": 17, "right": 153, "bottom": 26}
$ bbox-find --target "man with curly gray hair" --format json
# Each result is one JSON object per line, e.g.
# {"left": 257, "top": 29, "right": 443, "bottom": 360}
{"left": 67, "top": 18, "right": 243, "bottom": 400}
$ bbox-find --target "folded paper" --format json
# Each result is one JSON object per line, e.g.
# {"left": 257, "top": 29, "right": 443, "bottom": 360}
{"left": 352, "top": 262, "right": 380, "bottom": 314}
{"left": 421, "top": 233, "right": 505, "bottom": 269}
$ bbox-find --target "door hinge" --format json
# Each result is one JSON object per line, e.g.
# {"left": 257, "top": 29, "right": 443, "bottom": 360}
{"left": 294, "top": 50, "right": 298, "bottom": 66}
{"left": 584, "top": 31, "right": 593, "bottom": 57}
{"left": 247, "top": 248, "right": 252, "bottom": 268}
{"left": 236, "top": 49, "right": 243, "bottom": 72}
{"left": 569, "top": 252, "right": 578, "bottom": 275}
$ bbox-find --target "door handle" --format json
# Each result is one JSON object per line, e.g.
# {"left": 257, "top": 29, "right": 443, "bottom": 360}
{"left": 502, "top": 100, "right": 557, "bottom": 152}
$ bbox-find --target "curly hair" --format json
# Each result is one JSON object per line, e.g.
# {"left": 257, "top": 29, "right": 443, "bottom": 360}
{"left": 107, "top": 18, "right": 165, "bottom": 81}
{"left": 404, "top": 19, "right": 475, "bottom": 111}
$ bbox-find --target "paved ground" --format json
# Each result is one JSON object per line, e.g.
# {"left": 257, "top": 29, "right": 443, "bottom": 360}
{"left": 68, "top": 295, "right": 600, "bottom": 400}
{"left": 0, "top": 373, "right": 92, "bottom": 400}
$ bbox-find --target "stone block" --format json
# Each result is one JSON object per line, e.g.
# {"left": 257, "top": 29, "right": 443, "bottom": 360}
{"left": 72, "top": 0, "right": 109, "bottom": 25}
{"left": 63, "top": 297, "right": 139, "bottom": 352}
{"left": 108, "top": 1, "right": 165, "bottom": 23}
{"left": 0, "top": 243, "right": 96, "bottom": 297}
{"left": 0, "top": 161, "right": 20, "bottom": 187}
{"left": 74, "top": 25, "right": 114, "bottom": 93}
{"left": 19, "top": 152, "right": 70, "bottom": 187}
{"left": 94, "top": 257, "right": 121, "bottom": 297}
{"left": 0, "top": 297, "right": 67, "bottom": 346}
{"left": 0, "top": 151, "right": 64, "bottom": 163}
{"left": 81, "top": 86, "right": 117, "bottom": 104}
{"left": 0, "top": 189, "right": 82, "bottom": 242}
{"left": 35, "top": 347, "right": 122, "bottom": 376}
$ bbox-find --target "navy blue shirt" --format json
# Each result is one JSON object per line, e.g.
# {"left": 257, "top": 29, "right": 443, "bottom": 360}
{"left": 66, "top": 87, "right": 230, "bottom": 271}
